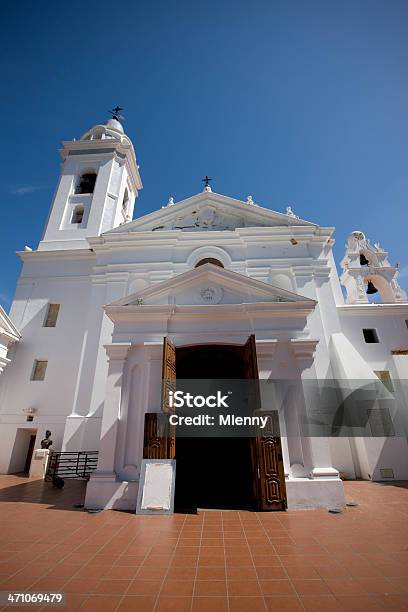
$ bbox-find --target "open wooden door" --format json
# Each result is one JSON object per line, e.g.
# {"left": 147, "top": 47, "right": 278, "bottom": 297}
{"left": 143, "top": 414, "right": 168, "bottom": 459}
{"left": 244, "top": 335, "right": 287, "bottom": 511}
{"left": 162, "top": 337, "right": 176, "bottom": 414}
{"left": 251, "top": 413, "right": 287, "bottom": 511}
{"left": 143, "top": 337, "right": 176, "bottom": 460}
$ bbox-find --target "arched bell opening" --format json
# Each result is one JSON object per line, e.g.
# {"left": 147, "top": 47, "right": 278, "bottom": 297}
{"left": 71, "top": 205, "right": 84, "bottom": 224}
{"left": 364, "top": 276, "right": 394, "bottom": 303}
{"left": 75, "top": 170, "right": 97, "bottom": 195}
{"left": 366, "top": 280, "right": 378, "bottom": 295}
{"left": 360, "top": 253, "right": 370, "bottom": 266}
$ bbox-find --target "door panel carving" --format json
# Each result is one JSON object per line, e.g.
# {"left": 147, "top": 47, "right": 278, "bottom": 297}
{"left": 244, "top": 335, "right": 287, "bottom": 511}
{"left": 162, "top": 337, "right": 176, "bottom": 414}
{"left": 143, "top": 413, "right": 168, "bottom": 459}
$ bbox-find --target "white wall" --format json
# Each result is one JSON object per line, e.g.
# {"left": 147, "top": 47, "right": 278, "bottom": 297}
{"left": 329, "top": 438, "right": 356, "bottom": 479}
{"left": 0, "top": 256, "right": 93, "bottom": 471}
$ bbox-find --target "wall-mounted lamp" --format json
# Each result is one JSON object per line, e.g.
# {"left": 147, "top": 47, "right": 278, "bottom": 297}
{"left": 23, "top": 407, "right": 37, "bottom": 415}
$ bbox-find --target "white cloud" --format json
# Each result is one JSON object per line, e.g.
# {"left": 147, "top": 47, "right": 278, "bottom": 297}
{"left": 10, "top": 185, "right": 45, "bottom": 196}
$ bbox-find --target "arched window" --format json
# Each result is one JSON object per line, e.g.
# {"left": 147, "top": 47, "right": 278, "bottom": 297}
{"left": 71, "top": 205, "right": 84, "bottom": 224}
{"left": 360, "top": 253, "right": 370, "bottom": 266}
{"left": 122, "top": 188, "right": 129, "bottom": 214}
{"left": 75, "top": 171, "right": 97, "bottom": 194}
{"left": 195, "top": 258, "right": 224, "bottom": 268}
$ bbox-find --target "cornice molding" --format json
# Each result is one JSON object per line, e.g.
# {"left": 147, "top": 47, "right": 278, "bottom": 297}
{"left": 105, "top": 301, "right": 316, "bottom": 324}
{"left": 255, "top": 339, "right": 279, "bottom": 358}
{"left": 290, "top": 339, "right": 319, "bottom": 359}
{"left": 92, "top": 225, "right": 334, "bottom": 249}
{"left": 337, "top": 304, "right": 408, "bottom": 315}
{"left": 18, "top": 249, "right": 95, "bottom": 262}
{"left": 104, "top": 342, "right": 132, "bottom": 361}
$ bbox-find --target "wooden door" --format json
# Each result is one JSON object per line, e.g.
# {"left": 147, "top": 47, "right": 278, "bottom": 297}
{"left": 143, "top": 413, "right": 170, "bottom": 458}
{"left": 143, "top": 338, "right": 176, "bottom": 459}
{"left": 244, "top": 335, "right": 287, "bottom": 510}
{"left": 162, "top": 337, "right": 176, "bottom": 459}
{"left": 162, "top": 337, "right": 176, "bottom": 414}
{"left": 251, "top": 413, "right": 287, "bottom": 510}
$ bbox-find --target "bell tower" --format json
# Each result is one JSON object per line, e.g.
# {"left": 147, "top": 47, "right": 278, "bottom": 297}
{"left": 39, "top": 111, "right": 142, "bottom": 251}
{"left": 340, "top": 231, "right": 407, "bottom": 304}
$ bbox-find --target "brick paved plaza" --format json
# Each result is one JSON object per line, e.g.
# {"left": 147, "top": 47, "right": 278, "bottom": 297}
{"left": 0, "top": 476, "right": 407, "bottom": 611}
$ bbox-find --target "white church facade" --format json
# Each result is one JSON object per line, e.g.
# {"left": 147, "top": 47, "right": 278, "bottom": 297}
{"left": 1, "top": 115, "right": 408, "bottom": 511}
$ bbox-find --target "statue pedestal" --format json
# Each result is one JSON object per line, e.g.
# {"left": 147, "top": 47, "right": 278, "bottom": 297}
{"left": 29, "top": 449, "right": 50, "bottom": 479}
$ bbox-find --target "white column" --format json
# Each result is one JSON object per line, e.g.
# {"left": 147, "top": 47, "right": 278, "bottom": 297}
{"left": 93, "top": 342, "right": 131, "bottom": 477}
{"left": 257, "top": 340, "right": 292, "bottom": 475}
{"left": 291, "top": 340, "right": 338, "bottom": 478}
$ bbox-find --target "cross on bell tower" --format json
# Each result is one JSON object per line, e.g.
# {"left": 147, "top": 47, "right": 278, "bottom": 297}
{"left": 109, "top": 106, "right": 124, "bottom": 120}
{"left": 202, "top": 175, "right": 212, "bottom": 192}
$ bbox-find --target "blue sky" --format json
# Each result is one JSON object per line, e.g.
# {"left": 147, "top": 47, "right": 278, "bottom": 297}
{"left": 1, "top": 0, "right": 408, "bottom": 309}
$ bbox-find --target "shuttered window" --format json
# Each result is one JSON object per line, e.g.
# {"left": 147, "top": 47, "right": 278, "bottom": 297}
{"left": 44, "top": 304, "right": 60, "bottom": 327}
{"left": 31, "top": 360, "right": 48, "bottom": 381}
{"left": 374, "top": 370, "right": 394, "bottom": 392}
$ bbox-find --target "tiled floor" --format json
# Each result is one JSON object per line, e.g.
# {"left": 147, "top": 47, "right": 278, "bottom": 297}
{"left": 0, "top": 476, "right": 407, "bottom": 611}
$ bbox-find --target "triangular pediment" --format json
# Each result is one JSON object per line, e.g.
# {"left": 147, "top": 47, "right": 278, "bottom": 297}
{"left": 108, "top": 264, "right": 317, "bottom": 308}
{"left": 105, "top": 191, "right": 316, "bottom": 234}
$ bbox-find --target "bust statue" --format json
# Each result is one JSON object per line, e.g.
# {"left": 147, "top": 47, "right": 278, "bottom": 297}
{"left": 40, "top": 430, "right": 53, "bottom": 449}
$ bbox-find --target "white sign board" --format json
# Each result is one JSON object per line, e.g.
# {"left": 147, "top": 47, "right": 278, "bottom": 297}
{"left": 136, "top": 459, "right": 176, "bottom": 515}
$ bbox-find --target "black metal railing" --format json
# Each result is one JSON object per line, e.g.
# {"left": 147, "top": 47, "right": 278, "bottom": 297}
{"left": 45, "top": 451, "right": 98, "bottom": 485}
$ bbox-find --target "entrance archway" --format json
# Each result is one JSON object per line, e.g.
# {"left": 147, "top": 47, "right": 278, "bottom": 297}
{"left": 143, "top": 337, "right": 287, "bottom": 512}
{"left": 174, "top": 344, "right": 254, "bottom": 512}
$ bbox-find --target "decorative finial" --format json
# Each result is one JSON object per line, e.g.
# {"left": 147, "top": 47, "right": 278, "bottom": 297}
{"left": 202, "top": 175, "right": 212, "bottom": 192}
{"left": 246, "top": 195, "right": 254, "bottom": 205}
{"left": 162, "top": 196, "right": 175, "bottom": 209}
{"left": 109, "top": 106, "right": 124, "bottom": 121}
{"left": 286, "top": 205, "right": 300, "bottom": 219}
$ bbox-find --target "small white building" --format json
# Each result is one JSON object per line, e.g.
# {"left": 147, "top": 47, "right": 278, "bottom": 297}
{"left": 0, "top": 115, "right": 407, "bottom": 511}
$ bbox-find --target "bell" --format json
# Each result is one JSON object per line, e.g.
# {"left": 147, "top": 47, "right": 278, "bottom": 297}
{"left": 360, "top": 253, "right": 369, "bottom": 266}
{"left": 366, "top": 280, "right": 378, "bottom": 295}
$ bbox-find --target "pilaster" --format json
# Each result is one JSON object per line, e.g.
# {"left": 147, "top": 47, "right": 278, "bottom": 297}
{"left": 92, "top": 342, "right": 132, "bottom": 476}
{"left": 290, "top": 339, "right": 340, "bottom": 480}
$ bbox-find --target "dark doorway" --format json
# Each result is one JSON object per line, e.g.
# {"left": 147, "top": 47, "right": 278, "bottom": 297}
{"left": 174, "top": 344, "right": 255, "bottom": 512}
{"left": 24, "top": 434, "right": 37, "bottom": 474}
